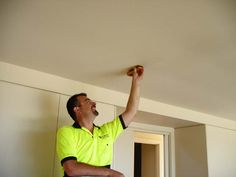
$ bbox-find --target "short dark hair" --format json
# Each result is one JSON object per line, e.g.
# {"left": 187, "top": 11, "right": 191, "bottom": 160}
{"left": 67, "top": 93, "right": 87, "bottom": 120}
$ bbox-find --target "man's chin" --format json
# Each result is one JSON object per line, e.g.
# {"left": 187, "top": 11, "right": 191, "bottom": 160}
{"left": 93, "top": 110, "right": 99, "bottom": 116}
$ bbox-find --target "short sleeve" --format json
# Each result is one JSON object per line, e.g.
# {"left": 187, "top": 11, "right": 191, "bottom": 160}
{"left": 56, "top": 127, "right": 77, "bottom": 165}
{"left": 101, "top": 115, "right": 125, "bottom": 141}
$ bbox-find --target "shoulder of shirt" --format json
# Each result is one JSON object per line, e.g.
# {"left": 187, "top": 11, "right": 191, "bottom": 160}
{"left": 100, "top": 116, "right": 120, "bottom": 127}
{"left": 57, "top": 125, "right": 76, "bottom": 134}
{"left": 59, "top": 125, "right": 74, "bottom": 129}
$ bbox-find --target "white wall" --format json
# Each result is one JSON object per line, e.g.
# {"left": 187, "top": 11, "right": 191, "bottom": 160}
{"left": 175, "top": 125, "right": 208, "bottom": 177}
{"left": 206, "top": 125, "right": 236, "bottom": 177}
{"left": 175, "top": 124, "right": 236, "bottom": 177}
{"left": 0, "top": 81, "right": 59, "bottom": 177}
{"left": 113, "top": 129, "right": 134, "bottom": 177}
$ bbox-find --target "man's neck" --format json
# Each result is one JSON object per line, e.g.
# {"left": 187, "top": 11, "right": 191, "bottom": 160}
{"left": 77, "top": 119, "right": 94, "bottom": 133}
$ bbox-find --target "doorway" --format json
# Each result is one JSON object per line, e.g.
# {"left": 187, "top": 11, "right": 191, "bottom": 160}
{"left": 134, "top": 132, "right": 164, "bottom": 177}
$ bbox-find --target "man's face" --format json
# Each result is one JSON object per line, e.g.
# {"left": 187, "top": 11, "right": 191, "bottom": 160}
{"left": 76, "top": 96, "right": 99, "bottom": 117}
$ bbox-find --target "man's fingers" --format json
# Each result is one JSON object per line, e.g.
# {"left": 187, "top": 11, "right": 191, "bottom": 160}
{"left": 127, "top": 65, "right": 144, "bottom": 77}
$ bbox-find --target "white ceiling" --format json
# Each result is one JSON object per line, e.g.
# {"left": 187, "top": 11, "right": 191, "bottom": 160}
{"left": 1, "top": 0, "right": 236, "bottom": 124}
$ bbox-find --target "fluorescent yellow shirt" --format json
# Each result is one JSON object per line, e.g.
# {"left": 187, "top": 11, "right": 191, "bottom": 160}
{"left": 56, "top": 115, "right": 126, "bottom": 175}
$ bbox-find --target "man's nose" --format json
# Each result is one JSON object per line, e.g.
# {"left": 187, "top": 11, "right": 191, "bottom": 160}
{"left": 91, "top": 100, "right": 96, "bottom": 105}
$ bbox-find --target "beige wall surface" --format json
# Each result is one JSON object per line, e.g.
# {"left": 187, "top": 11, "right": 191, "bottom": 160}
{"left": 175, "top": 125, "right": 208, "bottom": 177}
{"left": 206, "top": 125, "right": 236, "bottom": 177}
{"left": 0, "top": 81, "right": 59, "bottom": 177}
{"left": 113, "top": 130, "right": 134, "bottom": 177}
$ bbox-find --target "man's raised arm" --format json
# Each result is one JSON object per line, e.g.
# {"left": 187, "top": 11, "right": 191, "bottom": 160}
{"left": 121, "top": 65, "right": 144, "bottom": 127}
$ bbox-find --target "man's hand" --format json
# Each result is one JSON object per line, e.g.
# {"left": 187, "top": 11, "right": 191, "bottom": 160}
{"left": 132, "top": 65, "right": 144, "bottom": 83}
{"left": 127, "top": 65, "right": 144, "bottom": 79}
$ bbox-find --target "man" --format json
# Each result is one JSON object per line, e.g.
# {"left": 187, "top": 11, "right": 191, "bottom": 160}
{"left": 57, "top": 66, "right": 144, "bottom": 177}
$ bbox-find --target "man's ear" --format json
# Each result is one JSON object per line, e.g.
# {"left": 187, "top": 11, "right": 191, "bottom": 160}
{"left": 73, "top": 106, "right": 80, "bottom": 113}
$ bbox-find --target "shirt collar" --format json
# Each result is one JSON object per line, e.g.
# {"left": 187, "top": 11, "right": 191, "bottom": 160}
{"left": 72, "top": 122, "right": 81, "bottom": 128}
{"left": 72, "top": 122, "right": 100, "bottom": 129}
